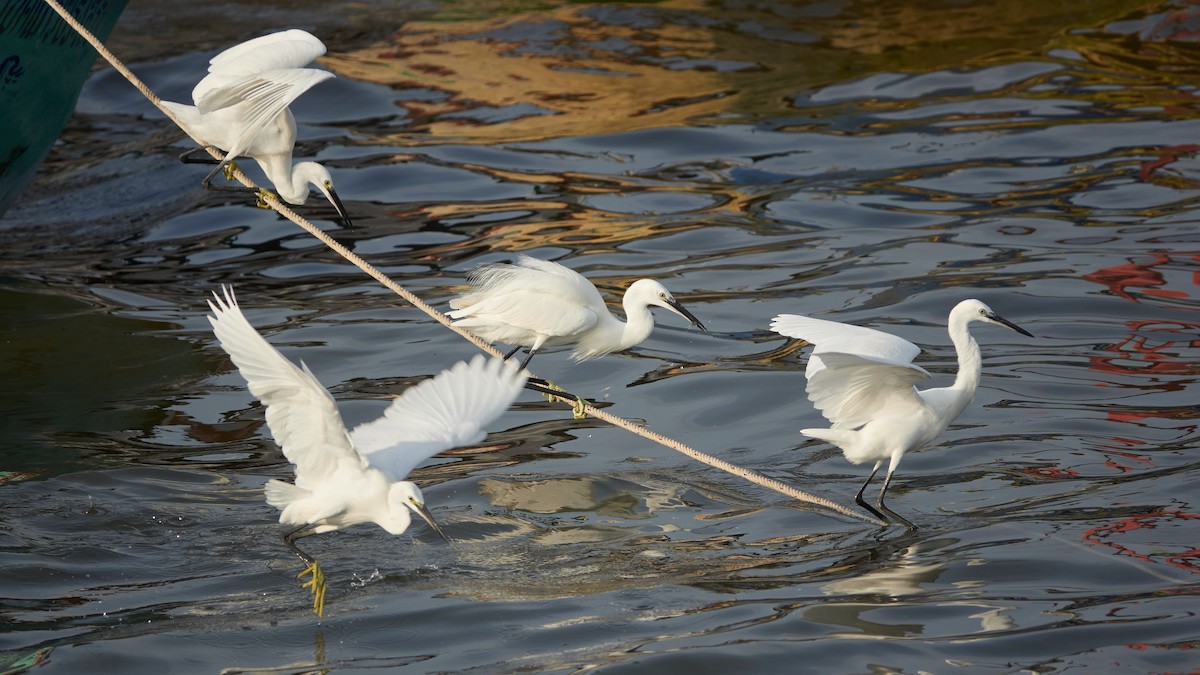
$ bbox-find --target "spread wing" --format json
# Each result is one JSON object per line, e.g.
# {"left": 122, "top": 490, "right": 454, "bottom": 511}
{"left": 350, "top": 356, "right": 527, "bottom": 482}
{"left": 192, "top": 29, "right": 328, "bottom": 105}
{"left": 195, "top": 68, "right": 334, "bottom": 160}
{"left": 190, "top": 29, "right": 332, "bottom": 159}
{"left": 770, "top": 313, "right": 921, "bottom": 379}
{"left": 804, "top": 352, "right": 930, "bottom": 429}
{"left": 207, "top": 286, "right": 361, "bottom": 490}
{"left": 206, "top": 29, "right": 327, "bottom": 77}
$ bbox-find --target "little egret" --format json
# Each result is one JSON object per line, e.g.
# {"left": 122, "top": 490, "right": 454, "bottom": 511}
{"left": 770, "top": 299, "right": 1032, "bottom": 529}
{"left": 207, "top": 286, "right": 527, "bottom": 615}
{"left": 163, "top": 29, "right": 353, "bottom": 226}
{"left": 447, "top": 255, "right": 707, "bottom": 368}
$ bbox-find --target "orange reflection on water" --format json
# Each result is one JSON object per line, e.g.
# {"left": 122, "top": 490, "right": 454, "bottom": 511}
{"left": 321, "top": 0, "right": 1155, "bottom": 145}
{"left": 325, "top": 2, "right": 737, "bottom": 144}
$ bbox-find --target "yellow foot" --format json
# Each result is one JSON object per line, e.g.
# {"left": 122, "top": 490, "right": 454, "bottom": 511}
{"left": 298, "top": 559, "right": 327, "bottom": 617}
{"left": 541, "top": 381, "right": 590, "bottom": 419}
{"left": 541, "top": 380, "right": 564, "bottom": 404}
{"left": 222, "top": 160, "right": 240, "bottom": 181}
{"left": 571, "top": 396, "right": 591, "bottom": 420}
{"left": 256, "top": 189, "right": 275, "bottom": 209}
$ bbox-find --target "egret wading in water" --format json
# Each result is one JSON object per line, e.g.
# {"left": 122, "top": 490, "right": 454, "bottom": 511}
{"left": 163, "top": 29, "right": 353, "bottom": 227}
{"left": 207, "top": 287, "right": 526, "bottom": 615}
{"left": 447, "top": 255, "right": 707, "bottom": 369}
{"left": 770, "top": 299, "right": 1033, "bottom": 529}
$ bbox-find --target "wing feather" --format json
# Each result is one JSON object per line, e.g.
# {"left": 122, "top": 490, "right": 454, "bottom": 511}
{"left": 449, "top": 256, "right": 602, "bottom": 339}
{"left": 805, "top": 352, "right": 930, "bottom": 429}
{"left": 351, "top": 356, "right": 527, "bottom": 482}
{"left": 510, "top": 256, "right": 606, "bottom": 307}
{"left": 770, "top": 313, "right": 921, "bottom": 378}
{"left": 207, "top": 286, "right": 360, "bottom": 489}
{"left": 195, "top": 68, "right": 333, "bottom": 159}
{"left": 186, "top": 29, "right": 332, "bottom": 160}
{"left": 207, "top": 29, "right": 326, "bottom": 77}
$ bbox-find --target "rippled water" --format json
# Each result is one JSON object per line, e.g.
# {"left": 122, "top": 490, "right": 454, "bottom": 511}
{"left": 2, "top": 0, "right": 1199, "bottom": 672}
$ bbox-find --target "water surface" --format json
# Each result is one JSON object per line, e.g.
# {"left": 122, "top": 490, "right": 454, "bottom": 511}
{"left": 2, "top": 0, "right": 1198, "bottom": 672}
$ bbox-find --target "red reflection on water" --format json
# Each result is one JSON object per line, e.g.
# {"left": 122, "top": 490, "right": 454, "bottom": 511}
{"left": 1090, "top": 319, "right": 1200, "bottom": 376}
{"left": 1023, "top": 466, "right": 1078, "bottom": 479}
{"left": 1138, "top": 143, "right": 1200, "bottom": 182}
{"left": 1083, "top": 252, "right": 1200, "bottom": 424}
{"left": 1103, "top": 450, "right": 1155, "bottom": 473}
{"left": 1082, "top": 251, "right": 1197, "bottom": 302}
{"left": 1083, "top": 510, "right": 1200, "bottom": 573}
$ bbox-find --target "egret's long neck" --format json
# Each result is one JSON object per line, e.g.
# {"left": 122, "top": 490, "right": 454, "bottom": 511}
{"left": 949, "top": 316, "right": 982, "bottom": 396}
{"left": 258, "top": 155, "right": 309, "bottom": 204}
{"left": 618, "top": 294, "right": 656, "bottom": 350}
{"left": 572, "top": 291, "right": 656, "bottom": 360}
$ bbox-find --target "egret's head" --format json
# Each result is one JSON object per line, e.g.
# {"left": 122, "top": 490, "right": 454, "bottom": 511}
{"left": 627, "top": 279, "right": 707, "bottom": 332}
{"left": 386, "top": 481, "right": 450, "bottom": 541}
{"left": 294, "top": 162, "right": 354, "bottom": 228}
{"left": 956, "top": 299, "right": 1033, "bottom": 337}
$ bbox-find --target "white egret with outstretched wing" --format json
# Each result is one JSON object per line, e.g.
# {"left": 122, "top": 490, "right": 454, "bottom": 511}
{"left": 207, "top": 286, "right": 526, "bottom": 614}
{"left": 771, "top": 299, "right": 1032, "bottom": 529}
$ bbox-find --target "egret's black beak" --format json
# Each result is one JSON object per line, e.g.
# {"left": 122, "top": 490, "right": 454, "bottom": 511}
{"left": 325, "top": 185, "right": 354, "bottom": 229}
{"left": 991, "top": 313, "right": 1033, "bottom": 338}
{"left": 413, "top": 501, "right": 451, "bottom": 543}
{"left": 666, "top": 298, "right": 708, "bottom": 333}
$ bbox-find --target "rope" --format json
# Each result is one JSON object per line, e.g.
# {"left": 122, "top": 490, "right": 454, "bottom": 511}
{"left": 42, "top": 0, "right": 880, "bottom": 525}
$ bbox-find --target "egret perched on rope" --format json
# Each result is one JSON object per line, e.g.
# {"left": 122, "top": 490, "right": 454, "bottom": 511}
{"left": 207, "top": 286, "right": 526, "bottom": 615}
{"left": 448, "top": 255, "right": 707, "bottom": 369}
{"left": 163, "top": 29, "right": 353, "bottom": 227}
{"left": 770, "top": 299, "right": 1033, "bottom": 529}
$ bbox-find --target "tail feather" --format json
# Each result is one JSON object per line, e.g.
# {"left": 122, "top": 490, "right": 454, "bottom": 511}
{"left": 160, "top": 100, "right": 201, "bottom": 132}
{"left": 264, "top": 479, "right": 307, "bottom": 510}
{"left": 801, "top": 427, "right": 858, "bottom": 452}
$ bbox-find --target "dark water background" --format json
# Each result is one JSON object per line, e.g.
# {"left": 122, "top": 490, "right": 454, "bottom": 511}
{"left": 2, "top": 0, "right": 1199, "bottom": 672}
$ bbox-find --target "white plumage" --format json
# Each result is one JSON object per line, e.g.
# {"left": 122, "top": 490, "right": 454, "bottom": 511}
{"left": 448, "top": 255, "right": 707, "bottom": 367}
{"left": 163, "top": 30, "right": 352, "bottom": 225}
{"left": 771, "top": 299, "right": 1032, "bottom": 528}
{"left": 207, "top": 286, "right": 526, "bottom": 613}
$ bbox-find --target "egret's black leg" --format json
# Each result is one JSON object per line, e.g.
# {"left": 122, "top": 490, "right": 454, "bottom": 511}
{"left": 181, "top": 147, "right": 255, "bottom": 192}
{"left": 524, "top": 380, "right": 581, "bottom": 402}
{"left": 519, "top": 348, "right": 539, "bottom": 369}
{"left": 876, "top": 470, "right": 917, "bottom": 531}
{"left": 200, "top": 159, "right": 259, "bottom": 194}
{"left": 281, "top": 525, "right": 327, "bottom": 616}
{"left": 179, "top": 145, "right": 221, "bottom": 164}
{"left": 282, "top": 524, "right": 318, "bottom": 564}
{"left": 855, "top": 462, "right": 889, "bottom": 524}
{"left": 511, "top": 348, "right": 550, "bottom": 389}
{"left": 523, "top": 380, "right": 590, "bottom": 419}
